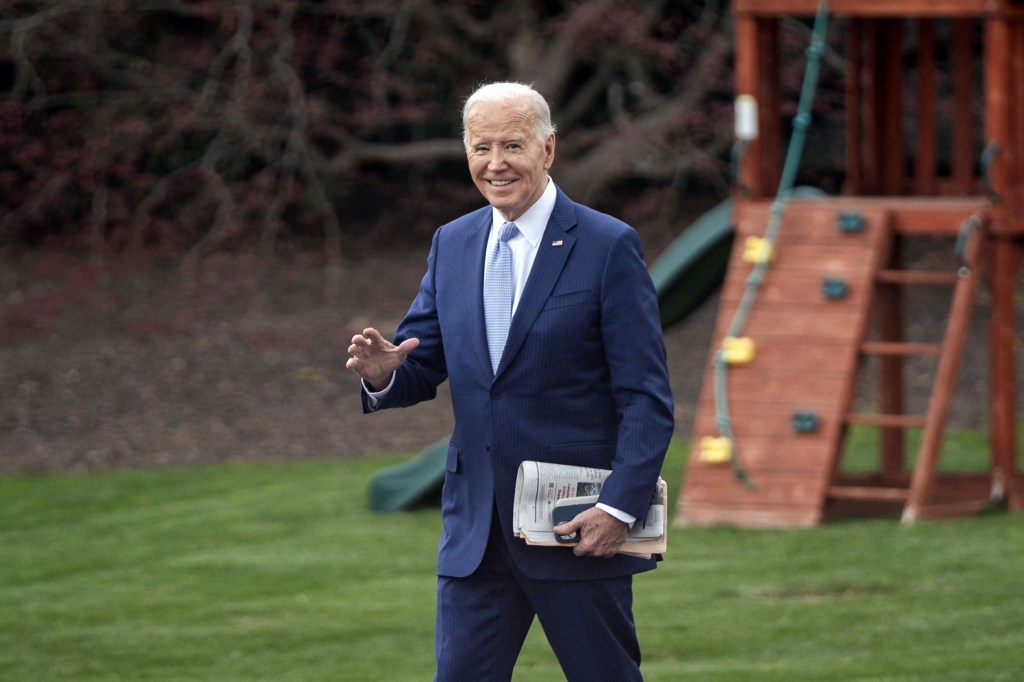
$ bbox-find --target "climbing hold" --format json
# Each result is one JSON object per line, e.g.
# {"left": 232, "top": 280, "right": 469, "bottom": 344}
{"left": 792, "top": 411, "right": 820, "bottom": 434}
{"left": 699, "top": 436, "right": 733, "bottom": 464}
{"left": 722, "top": 336, "right": 756, "bottom": 364}
{"left": 837, "top": 211, "right": 865, "bottom": 234}
{"left": 822, "top": 277, "right": 849, "bottom": 300}
{"left": 743, "top": 236, "right": 775, "bottom": 264}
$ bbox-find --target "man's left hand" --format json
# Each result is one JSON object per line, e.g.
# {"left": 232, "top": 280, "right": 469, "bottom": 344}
{"left": 552, "top": 507, "right": 628, "bottom": 558}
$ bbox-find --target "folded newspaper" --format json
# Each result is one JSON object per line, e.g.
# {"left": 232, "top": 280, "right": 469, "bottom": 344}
{"left": 513, "top": 461, "right": 667, "bottom": 559}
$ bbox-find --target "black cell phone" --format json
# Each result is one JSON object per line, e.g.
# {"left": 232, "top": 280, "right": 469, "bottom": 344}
{"left": 551, "top": 499, "right": 597, "bottom": 543}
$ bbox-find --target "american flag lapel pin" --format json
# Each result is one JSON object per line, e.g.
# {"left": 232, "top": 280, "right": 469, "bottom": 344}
{"left": 551, "top": 240, "right": 563, "bottom": 247}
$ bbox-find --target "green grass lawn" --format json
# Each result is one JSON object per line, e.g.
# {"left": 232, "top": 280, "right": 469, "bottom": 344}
{"left": 2, "top": 433, "right": 1022, "bottom": 681}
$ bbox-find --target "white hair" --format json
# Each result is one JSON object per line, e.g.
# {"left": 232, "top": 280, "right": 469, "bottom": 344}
{"left": 461, "top": 82, "right": 557, "bottom": 147}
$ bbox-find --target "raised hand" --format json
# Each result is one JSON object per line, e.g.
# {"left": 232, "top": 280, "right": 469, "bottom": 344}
{"left": 345, "top": 327, "right": 420, "bottom": 391}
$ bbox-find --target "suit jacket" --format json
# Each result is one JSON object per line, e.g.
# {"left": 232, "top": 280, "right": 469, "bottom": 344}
{"left": 363, "top": 188, "right": 674, "bottom": 581}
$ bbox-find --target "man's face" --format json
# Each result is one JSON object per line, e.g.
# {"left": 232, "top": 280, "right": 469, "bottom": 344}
{"left": 465, "top": 99, "right": 556, "bottom": 222}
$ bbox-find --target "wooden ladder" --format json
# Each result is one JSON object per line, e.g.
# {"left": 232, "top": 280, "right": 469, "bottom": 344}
{"left": 827, "top": 212, "right": 988, "bottom": 523}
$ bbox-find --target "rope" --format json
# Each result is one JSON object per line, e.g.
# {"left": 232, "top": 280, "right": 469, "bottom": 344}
{"left": 954, "top": 214, "right": 982, "bottom": 273}
{"left": 980, "top": 141, "right": 1001, "bottom": 204}
{"left": 714, "top": 0, "right": 831, "bottom": 489}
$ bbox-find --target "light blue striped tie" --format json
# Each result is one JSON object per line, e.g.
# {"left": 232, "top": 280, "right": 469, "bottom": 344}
{"left": 484, "top": 222, "right": 518, "bottom": 374}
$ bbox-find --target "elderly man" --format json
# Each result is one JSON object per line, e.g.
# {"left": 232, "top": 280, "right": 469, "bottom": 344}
{"left": 346, "top": 82, "right": 674, "bottom": 681}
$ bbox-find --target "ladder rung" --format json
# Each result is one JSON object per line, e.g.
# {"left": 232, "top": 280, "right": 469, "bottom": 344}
{"left": 861, "top": 341, "right": 943, "bottom": 357}
{"left": 846, "top": 413, "right": 928, "bottom": 428}
{"left": 828, "top": 485, "right": 909, "bottom": 502}
{"left": 876, "top": 270, "right": 960, "bottom": 286}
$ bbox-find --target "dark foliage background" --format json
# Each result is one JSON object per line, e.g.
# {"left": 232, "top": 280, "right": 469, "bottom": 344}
{"left": 0, "top": 0, "right": 764, "bottom": 267}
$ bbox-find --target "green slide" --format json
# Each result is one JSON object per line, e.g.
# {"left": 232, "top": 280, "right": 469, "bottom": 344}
{"left": 366, "top": 437, "right": 448, "bottom": 512}
{"left": 649, "top": 198, "right": 735, "bottom": 330}
{"left": 365, "top": 189, "right": 824, "bottom": 512}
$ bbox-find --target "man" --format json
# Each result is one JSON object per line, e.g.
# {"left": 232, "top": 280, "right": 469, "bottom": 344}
{"left": 346, "top": 82, "right": 674, "bottom": 681}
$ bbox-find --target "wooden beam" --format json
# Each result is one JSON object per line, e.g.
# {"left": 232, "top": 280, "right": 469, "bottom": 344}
{"left": 745, "top": 197, "right": 989, "bottom": 222}
{"left": 880, "top": 20, "right": 906, "bottom": 194}
{"left": 759, "top": 18, "right": 782, "bottom": 196}
{"left": 877, "top": 232, "right": 908, "bottom": 473}
{"left": 984, "top": 17, "right": 1010, "bottom": 203}
{"left": 914, "top": 19, "right": 937, "bottom": 195}
{"left": 1009, "top": 19, "right": 1024, "bottom": 210}
{"left": 844, "top": 19, "right": 863, "bottom": 195}
{"left": 862, "top": 21, "right": 881, "bottom": 194}
{"left": 847, "top": 413, "right": 927, "bottom": 428}
{"left": 828, "top": 485, "right": 909, "bottom": 502}
{"left": 735, "top": 15, "right": 764, "bottom": 197}
{"left": 989, "top": 238, "right": 1021, "bottom": 502}
{"left": 951, "top": 19, "right": 976, "bottom": 195}
{"left": 732, "top": 0, "right": 1024, "bottom": 18}
{"left": 861, "top": 341, "right": 943, "bottom": 356}
{"left": 875, "top": 270, "right": 959, "bottom": 285}
{"left": 902, "top": 221, "right": 984, "bottom": 523}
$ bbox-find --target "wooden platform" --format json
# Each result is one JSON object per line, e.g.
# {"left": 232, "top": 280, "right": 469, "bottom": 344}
{"left": 675, "top": 196, "right": 1007, "bottom": 527}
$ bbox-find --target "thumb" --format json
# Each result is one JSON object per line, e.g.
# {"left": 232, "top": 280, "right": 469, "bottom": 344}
{"left": 396, "top": 337, "right": 420, "bottom": 354}
{"left": 552, "top": 517, "right": 581, "bottom": 536}
{"left": 552, "top": 520, "right": 572, "bottom": 533}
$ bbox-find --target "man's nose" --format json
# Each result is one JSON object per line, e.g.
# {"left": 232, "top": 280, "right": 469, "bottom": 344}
{"left": 487, "top": 149, "right": 507, "bottom": 170}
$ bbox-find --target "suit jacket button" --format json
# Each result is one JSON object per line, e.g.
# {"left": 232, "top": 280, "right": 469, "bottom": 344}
{"left": 490, "top": 389, "right": 501, "bottom": 400}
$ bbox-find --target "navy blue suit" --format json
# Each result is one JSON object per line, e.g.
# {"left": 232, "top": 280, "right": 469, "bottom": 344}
{"left": 364, "top": 188, "right": 674, "bottom": 679}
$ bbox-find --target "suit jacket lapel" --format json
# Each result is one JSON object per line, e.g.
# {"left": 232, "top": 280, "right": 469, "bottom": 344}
{"left": 495, "top": 191, "right": 577, "bottom": 377}
{"left": 462, "top": 213, "right": 493, "bottom": 377}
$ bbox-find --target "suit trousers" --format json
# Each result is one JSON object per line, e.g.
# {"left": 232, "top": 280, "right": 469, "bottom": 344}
{"left": 434, "top": 507, "right": 643, "bottom": 682}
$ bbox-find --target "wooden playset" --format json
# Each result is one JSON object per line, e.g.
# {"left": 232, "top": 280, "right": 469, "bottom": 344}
{"left": 677, "top": 0, "right": 1024, "bottom": 526}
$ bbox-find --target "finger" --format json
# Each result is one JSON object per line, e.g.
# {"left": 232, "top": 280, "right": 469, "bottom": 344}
{"left": 361, "top": 328, "right": 385, "bottom": 344}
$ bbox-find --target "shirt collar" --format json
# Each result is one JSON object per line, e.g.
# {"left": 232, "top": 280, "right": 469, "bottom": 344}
{"left": 490, "top": 177, "right": 557, "bottom": 248}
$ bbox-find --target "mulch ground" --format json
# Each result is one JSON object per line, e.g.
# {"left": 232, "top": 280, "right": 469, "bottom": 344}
{"left": 0, "top": 246, "right": 1016, "bottom": 475}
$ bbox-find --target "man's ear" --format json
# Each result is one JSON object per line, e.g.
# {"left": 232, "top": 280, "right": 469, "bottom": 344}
{"left": 544, "top": 134, "right": 556, "bottom": 169}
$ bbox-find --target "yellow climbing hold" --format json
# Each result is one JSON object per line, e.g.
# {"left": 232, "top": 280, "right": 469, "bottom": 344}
{"left": 743, "top": 236, "right": 775, "bottom": 264}
{"left": 699, "top": 436, "right": 733, "bottom": 464}
{"left": 722, "top": 336, "right": 755, "bottom": 364}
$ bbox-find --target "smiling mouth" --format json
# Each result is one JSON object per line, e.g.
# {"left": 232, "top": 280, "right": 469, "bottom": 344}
{"left": 488, "top": 179, "right": 513, "bottom": 187}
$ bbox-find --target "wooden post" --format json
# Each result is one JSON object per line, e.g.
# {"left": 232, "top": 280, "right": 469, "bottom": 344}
{"left": 914, "top": 19, "right": 937, "bottom": 195}
{"left": 759, "top": 18, "right": 781, "bottom": 194}
{"left": 983, "top": 15, "right": 1020, "bottom": 508}
{"left": 878, "top": 238, "right": 907, "bottom": 477}
{"left": 845, "top": 19, "right": 863, "bottom": 195}
{"left": 880, "top": 19, "right": 906, "bottom": 194}
{"left": 989, "top": 239, "right": 1021, "bottom": 508}
{"left": 951, "top": 19, "right": 976, "bottom": 195}
{"left": 862, "top": 20, "right": 880, "bottom": 194}
{"left": 871, "top": 19, "right": 908, "bottom": 473}
{"left": 735, "top": 14, "right": 763, "bottom": 197}
{"left": 735, "top": 14, "right": 781, "bottom": 200}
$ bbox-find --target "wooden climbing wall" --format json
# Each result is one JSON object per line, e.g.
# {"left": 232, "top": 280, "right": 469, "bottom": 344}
{"left": 677, "top": 198, "right": 892, "bottom": 527}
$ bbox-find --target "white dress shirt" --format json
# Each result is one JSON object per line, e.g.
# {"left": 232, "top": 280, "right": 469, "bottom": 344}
{"left": 482, "top": 176, "right": 556, "bottom": 316}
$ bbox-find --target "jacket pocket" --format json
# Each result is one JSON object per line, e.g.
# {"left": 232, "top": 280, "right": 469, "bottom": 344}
{"left": 445, "top": 442, "right": 460, "bottom": 473}
{"left": 542, "top": 289, "right": 590, "bottom": 311}
{"left": 545, "top": 440, "right": 616, "bottom": 468}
